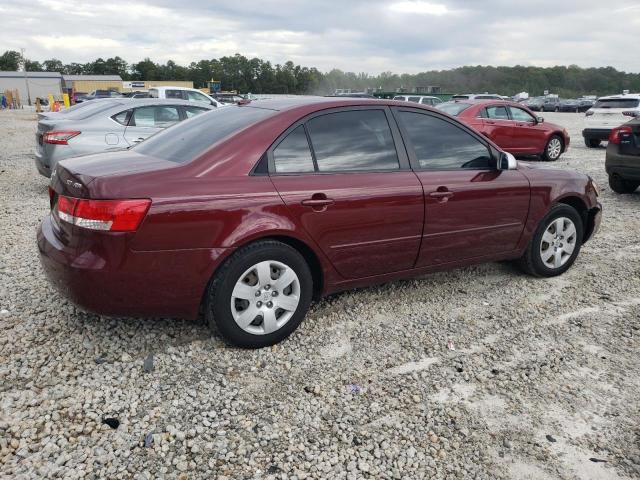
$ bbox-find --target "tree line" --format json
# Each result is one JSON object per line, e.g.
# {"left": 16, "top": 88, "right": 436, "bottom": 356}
{"left": 1, "top": 50, "right": 639, "bottom": 97}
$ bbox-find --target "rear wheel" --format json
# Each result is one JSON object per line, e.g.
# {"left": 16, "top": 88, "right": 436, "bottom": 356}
{"left": 609, "top": 174, "right": 639, "bottom": 194}
{"left": 585, "top": 138, "right": 600, "bottom": 148}
{"left": 543, "top": 135, "right": 563, "bottom": 161}
{"left": 205, "top": 240, "right": 313, "bottom": 348}
{"left": 518, "top": 204, "right": 583, "bottom": 277}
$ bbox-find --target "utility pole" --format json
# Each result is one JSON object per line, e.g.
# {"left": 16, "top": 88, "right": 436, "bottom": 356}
{"left": 20, "top": 47, "right": 32, "bottom": 106}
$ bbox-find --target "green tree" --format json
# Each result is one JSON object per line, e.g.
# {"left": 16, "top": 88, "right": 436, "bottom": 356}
{"left": 0, "top": 50, "right": 21, "bottom": 71}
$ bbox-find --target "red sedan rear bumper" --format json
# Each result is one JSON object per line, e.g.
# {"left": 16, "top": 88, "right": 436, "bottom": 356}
{"left": 37, "top": 214, "right": 227, "bottom": 320}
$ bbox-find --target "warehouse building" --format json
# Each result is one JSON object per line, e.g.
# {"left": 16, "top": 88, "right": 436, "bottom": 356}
{"left": 0, "top": 71, "right": 63, "bottom": 105}
{"left": 62, "top": 74, "right": 123, "bottom": 95}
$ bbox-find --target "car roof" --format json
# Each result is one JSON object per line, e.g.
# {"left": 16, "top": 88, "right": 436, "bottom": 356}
{"left": 150, "top": 86, "right": 204, "bottom": 92}
{"left": 237, "top": 96, "right": 440, "bottom": 112}
{"left": 595, "top": 93, "right": 640, "bottom": 100}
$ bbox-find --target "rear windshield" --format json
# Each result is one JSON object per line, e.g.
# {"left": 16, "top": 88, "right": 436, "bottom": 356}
{"left": 67, "top": 101, "right": 126, "bottom": 120}
{"left": 134, "top": 105, "right": 274, "bottom": 163}
{"left": 435, "top": 102, "right": 472, "bottom": 116}
{"left": 593, "top": 98, "right": 639, "bottom": 109}
{"left": 452, "top": 95, "right": 469, "bottom": 100}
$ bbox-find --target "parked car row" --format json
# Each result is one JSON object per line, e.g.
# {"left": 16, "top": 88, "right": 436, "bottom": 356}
{"left": 37, "top": 96, "right": 601, "bottom": 348}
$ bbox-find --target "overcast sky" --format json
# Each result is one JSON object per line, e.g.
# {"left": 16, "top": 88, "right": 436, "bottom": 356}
{"left": 2, "top": 0, "right": 640, "bottom": 73}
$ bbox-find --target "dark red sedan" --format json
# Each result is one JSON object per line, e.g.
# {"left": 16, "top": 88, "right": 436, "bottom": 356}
{"left": 436, "top": 100, "right": 570, "bottom": 161}
{"left": 38, "top": 98, "right": 601, "bottom": 348}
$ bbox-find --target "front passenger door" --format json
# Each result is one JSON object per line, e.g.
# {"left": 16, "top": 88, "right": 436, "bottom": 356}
{"left": 394, "top": 108, "right": 530, "bottom": 267}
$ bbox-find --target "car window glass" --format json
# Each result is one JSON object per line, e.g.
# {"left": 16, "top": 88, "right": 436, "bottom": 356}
{"left": 184, "top": 106, "right": 208, "bottom": 118}
{"left": 435, "top": 102, "right": 471, "bottom": 116}
{"left": 186, "top": 91, "right": 210, "bottom": 102}
{"left": 166, "top": 89, "right": 185, "bottom": 100}
{"left": 273, "top": 125, "right": 315, "bottom": 173}
{"left": 134, "top": 106, "right": 273, "bottom": 163}
{"left": 131, "top": 106, "right": 180, "bottom": 128}
{"left": 510, "top": 107, "right": 535, "bottom": 122}
{"left": 408, "top": 97, "right": 420, "bottom": 103}
{"left": 306, "top": 110, "right": 400, "bottom": 172}
{"left": 486, "top": 105, "right": 509, "bottom": 120}
{"left": 149, "top": 89, "right": 159, "bottom": 98}
{"left": 593, "top": 98, "right": 640, "bottom": 109}
{"left": 398, "top": 111, "right": 491, "bottom": 170}
{"left": 393, "top": 96, "right": 405, "bottom": 101}
{"left": 112, "top": 110, "right": 129, "bottom": 125}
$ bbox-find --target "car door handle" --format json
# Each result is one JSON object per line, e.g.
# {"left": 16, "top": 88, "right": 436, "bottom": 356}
{"left": 301, "top": 194, "right": 334, "bottom": 211}
{"left": 428, "top": 191, "right": 454, "bottom": 199}
{"left": 132, "top": 137, "right": 145, "bottom": 143}
{"left": 485, "top": 120, "right": 496, "bottom": 125}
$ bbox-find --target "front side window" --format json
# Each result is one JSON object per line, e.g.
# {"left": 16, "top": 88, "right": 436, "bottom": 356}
{"left": 510, "top": 107, "right": 536, "bottom": 123}
{"left": 486, "top": 105, "right": 509, "bottom": 120}
{"left": 398, "top": 111, "right": 492, "bottom": 170}
{"left": 273, "top": 125, "right": 315, "bottom": 173}
{"left": 435, "top": 102, "right": 472, "bottom": 116}
{"left": 306, "top": 110, "right": 400, "bottom": 172}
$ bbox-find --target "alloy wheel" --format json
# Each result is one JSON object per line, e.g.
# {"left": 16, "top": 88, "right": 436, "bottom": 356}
{"left": 539, "top": 217, "right": 577, "bottom": 269}
{"left": 230, "top": 260, "right": 301, "bottom": 335}
{"left": 547, "top": 137, "right": 562, "bottom": 160}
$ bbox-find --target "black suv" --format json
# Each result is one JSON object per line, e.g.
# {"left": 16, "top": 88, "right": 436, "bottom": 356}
{"left": 605, "top": 118, "right": 640, "bottom": 193}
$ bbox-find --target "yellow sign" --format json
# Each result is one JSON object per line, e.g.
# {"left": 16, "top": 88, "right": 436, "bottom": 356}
{"left": 63, "top": 93, "right": 70, "bottom": 108}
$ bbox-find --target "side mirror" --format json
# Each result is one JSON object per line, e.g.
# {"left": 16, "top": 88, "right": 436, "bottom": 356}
{"left": 536, "top": 116, "right": 544, "bottom": 124}
{"left": 498, "top": 152, "right": 517, "bottom": 171}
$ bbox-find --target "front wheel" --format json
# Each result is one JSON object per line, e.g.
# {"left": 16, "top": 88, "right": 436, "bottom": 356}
{"left": 609, "top": 174, "right": 639, "bottom": 194}
{"left": 205, "top": 240, "right": 313, "bottom": 348}
{"left": 543, "top": 135, "right": 563, "bottom": 161}
{"left": 518, "top": 204, "right": 583, "bottom": 277}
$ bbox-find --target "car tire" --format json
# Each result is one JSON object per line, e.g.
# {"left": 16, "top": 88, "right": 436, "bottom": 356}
{"left": 543, "top": 135, "right": 563, "bottom": 161}
{"left": 608, "top": 174, "right": 639, "bottom": 194}
{"left": 585, "top": 138, "right": 600, "bottom": 148}
{"left": 518, "top": 204, "right": 583, "bottom": 277}
{"left": 554, "top": 107, "right": 559, "bottom": 112}
{"left": 205, "top": 240, "right": 313, "bottom": 348}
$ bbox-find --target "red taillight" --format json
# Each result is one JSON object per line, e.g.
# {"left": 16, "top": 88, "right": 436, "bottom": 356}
{"left": 48, "top": 186, "right": 55, "bottom": 202}
{"left": 43, "top": 130, "right": 81, "bottom": 145}
{"left": 608, "top": 126, "right": 633, "bottom": 145}
{"left": 57, "top": 196, "right": 151, "bottom": 232}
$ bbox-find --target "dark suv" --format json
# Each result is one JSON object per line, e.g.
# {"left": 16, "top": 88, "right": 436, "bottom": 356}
{"left": 605, "top": 118, "right": 640, "bottom": 193}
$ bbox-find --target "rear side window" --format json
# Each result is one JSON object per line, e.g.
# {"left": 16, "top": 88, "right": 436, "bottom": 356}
{"left": 593, "top": 98, "right": 639, "bottom": 109}
{"left": 485, "top": 105, "right": 509, "bottom": 119}
{"left": 306, "top": 110, "right": 400, "bottom": 172}
{"left": 435, "top": 102, "right": 471, "bottom": 116}
{"left": 408, "top": 97, "right": 420, "bottom": 103}
{"left": 149, "top": 89, "right": 159, "bottom": 98}
{"left": 166, "top": 89, "right": 186, "bottom": 100}
{"left": 185, "top": 90, "right": 211, "bottom": 103}
{"left": 184, "top": 106, "right": 209, "bottom": 118}
{"left": 130, "top": 106, "right": 180, "bottom": 128}
{"left": 134, "top": 106, "right": 273, "bottom": 163}
{"left": 273, "top": 126, "right": 315, "bottom": 173}
{"left": 112, "top": 109, "right": 130, "bottom": 125}
{"left": 398, "top": 111, "right": 491, "bottom": 170}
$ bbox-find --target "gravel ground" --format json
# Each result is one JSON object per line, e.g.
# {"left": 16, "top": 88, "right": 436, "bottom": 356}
{"left": 0, "top": 110, "right": 639, "bottom": 480}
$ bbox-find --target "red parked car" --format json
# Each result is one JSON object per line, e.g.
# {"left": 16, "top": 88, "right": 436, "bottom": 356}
{"left": 38, "top": 98, "right": 601, "bottom": 348}
{"left": 436, "top": 100, "right": 570, "bottom": 161}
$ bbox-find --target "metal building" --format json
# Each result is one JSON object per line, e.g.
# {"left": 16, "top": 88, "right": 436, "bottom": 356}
{"left": 62, "top": 75, "right": 123, "bottom": 94}
{"left": 0, "top": 71, "right": 63, "bottom": 105}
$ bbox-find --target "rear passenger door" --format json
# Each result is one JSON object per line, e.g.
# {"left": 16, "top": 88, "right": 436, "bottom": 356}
{"left": 123, "top": 105, "right": 181, "bottom": 145}
{"left": 269, "top": 107, "right": 425, "bottom": 279}
{"left": 393, "top": 108, "right": 530, "bottom": 266}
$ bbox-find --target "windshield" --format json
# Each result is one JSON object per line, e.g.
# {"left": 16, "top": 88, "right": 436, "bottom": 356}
{"left": 435, "top": 102, "right": 472, "bottom": 116}
{"left": 452, "top": 95, "right": 470, "bottom": 100}
{"left": 134, "top": 105, "right": 274, "bottom": 163}
{"left": 593, "top": 98, "right": 639, "bottom": 109}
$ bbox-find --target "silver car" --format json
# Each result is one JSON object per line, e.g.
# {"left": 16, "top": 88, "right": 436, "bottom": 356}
{"left": 35, "top": 99, "right": 214, "bottom": 177}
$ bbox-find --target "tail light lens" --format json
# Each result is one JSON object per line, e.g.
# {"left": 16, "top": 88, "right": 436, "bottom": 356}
{"left": 43, "top": 130, "right": 81, "bottom": 145}
{"left": 585, "top": 111, "right": 594, "bottom": 116}
{"left": 57, "top": 196, "right": 151, "bottom": 232}
{"left": 608, "top": 126, "right": 633, "bottom": 145}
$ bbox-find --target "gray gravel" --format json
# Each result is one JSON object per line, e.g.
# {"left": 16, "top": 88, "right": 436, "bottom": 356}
{"left": 1, "top": 109, "right": 639, "bottom": 479}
